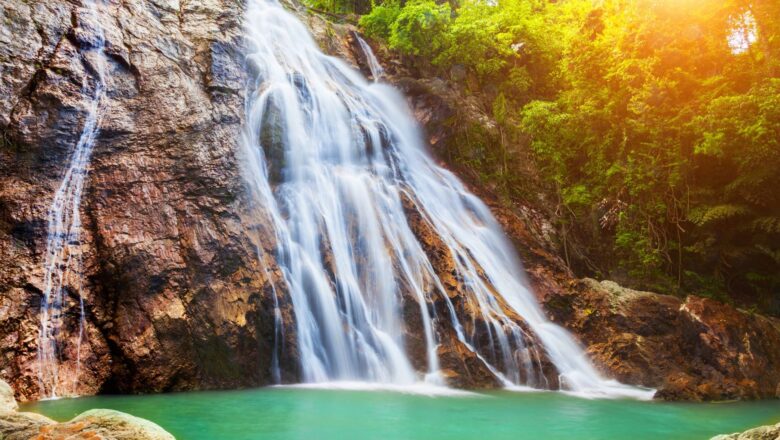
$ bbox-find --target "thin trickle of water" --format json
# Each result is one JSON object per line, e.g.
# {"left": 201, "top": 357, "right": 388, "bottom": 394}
{"left": 241, "top": 0, "right": 652, "bottom": 399}
{"left": 37, "top": 0, "right": 107, "bottom": 399}
{"left": 355, "top": 35, "right": 384, "bottom": 81}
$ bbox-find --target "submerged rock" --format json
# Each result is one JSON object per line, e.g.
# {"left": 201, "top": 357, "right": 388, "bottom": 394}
{"left": 712, "top": 423, "right": 780, "bottom": 440}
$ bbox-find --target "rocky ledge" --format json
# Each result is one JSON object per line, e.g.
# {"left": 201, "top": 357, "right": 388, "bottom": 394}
{"left": 0, "top": 379, "right": 175, "bottom": 439}
{"left": 542, "top": 279, "right": 780, "bottom": 400}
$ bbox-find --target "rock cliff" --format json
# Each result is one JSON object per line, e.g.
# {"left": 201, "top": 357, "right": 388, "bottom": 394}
{"left": 0, "top": 0, "right": 297, "bottom": 400}
{"left": 0, "top": 0, "right": 779, "bottom": 403}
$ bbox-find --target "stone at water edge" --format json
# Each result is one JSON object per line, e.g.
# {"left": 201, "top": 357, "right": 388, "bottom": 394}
{"left": 711, "top": 422, "right": 780, "bottom": 440}
{"left": 0, "top": 379, "right": 18, "bottom": 413}
{"left": 0, "top": 412, "right": 57, "bottom": 440}
{"left": 535, "top": 277, "right": 780, "bottom": 401}
{"left": 1, "top": 379, "right": 57, "bottom": 439}
{"left": 42, "top": 409, "right": 176, "bottom": 440}
{"left": 0, "top": 379, "right": 175, "bottom": 439}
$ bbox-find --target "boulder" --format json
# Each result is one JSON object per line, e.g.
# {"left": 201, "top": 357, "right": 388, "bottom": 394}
{"left": 0, "top": 380, "right": 174, "bottom": 439}
{"left": 38, "top": 409, "right": 175, "bottom": 440}
{"left": 0, "top": 379, "right": 18, "bottom": 413}
{"left": 0, "top": 411, "right": 56, "bottom": 440}
{"left": 712, "top": 423, "right": 780, "bottom": 440}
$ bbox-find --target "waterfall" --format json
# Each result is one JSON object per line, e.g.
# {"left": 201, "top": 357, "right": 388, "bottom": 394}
{"left": 37, "top": 0, "right": 107, "bottom": 399}
{"left": 355, "top": 35, "right": 384, "bottom": 81}
{"left": 242, "top": 0, "right": 653, "bottom": 399}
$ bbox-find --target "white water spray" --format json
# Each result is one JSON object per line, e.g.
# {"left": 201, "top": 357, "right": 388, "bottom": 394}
{"left": 37, "top": 0, "right": 107, "bottom": 399}
{"left": 242, "top": 0, "right": 652, "bottom": 399}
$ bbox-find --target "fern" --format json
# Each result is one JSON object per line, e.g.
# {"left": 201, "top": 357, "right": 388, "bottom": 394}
{"left": 688, "top": 204, "right": 752, "bottom": 227}
{"left": 751, "top": 217, "right": 780, "bottom": 235}
{"left": 755, "top": 245, "right": 780, "bottom": 265}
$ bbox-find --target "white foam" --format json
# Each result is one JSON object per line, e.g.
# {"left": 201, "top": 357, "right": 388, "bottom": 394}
{"left": 502, "top": 381, "right": 655, "bottom": 401}
{"left": 560, "top": 384, "right": 656, "bottom": 401}
{"left": 273, "top": 381, "right": 483, "bottom": 398}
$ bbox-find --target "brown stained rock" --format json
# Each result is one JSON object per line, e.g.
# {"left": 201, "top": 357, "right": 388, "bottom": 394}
{"left": 436, "top": 332, "right": 501, "bottom": 389}
{"left": 399, "top": 191, "right": 560, "bottom": 389}
{"left": 0, "top": 0, "right": 297, "bottom": 401}
{"left": 538, "top": 279, "right": 780, "bottom": 400}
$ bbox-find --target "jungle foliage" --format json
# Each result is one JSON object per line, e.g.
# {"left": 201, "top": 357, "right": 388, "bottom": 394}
{"left": 352, "top": 0, "right": 780, "bottom": 312}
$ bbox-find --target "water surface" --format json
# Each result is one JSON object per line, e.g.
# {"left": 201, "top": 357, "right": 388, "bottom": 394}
{"left": 23, "top": 387, "right": 780, "bottom": 439}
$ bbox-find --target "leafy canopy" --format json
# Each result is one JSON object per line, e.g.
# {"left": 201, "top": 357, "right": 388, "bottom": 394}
{"left": 358, "top": 0, "right": 780, "bottom": 312}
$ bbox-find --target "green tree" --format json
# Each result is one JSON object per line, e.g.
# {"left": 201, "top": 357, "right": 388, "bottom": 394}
{"left": 388, "top": 0, "right": 451, "bottom": 60}
{"left": 357, "top": 0, "right": 780, "bottom": 312}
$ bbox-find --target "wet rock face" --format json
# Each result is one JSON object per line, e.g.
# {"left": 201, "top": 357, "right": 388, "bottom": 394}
{"left": 0, "top": 0, "right": 547, "bottom": 402}
{"left": 0, "top": 0, "right": 564, "bottom": 402}
{"left": 540, "top": 279, "right": 780, "bottom": 401}
{"left": 399, "top": 191, "right": 560, "bottom": 390}
{"left": 0, "top": 0, "right": 298, "bottom": 401}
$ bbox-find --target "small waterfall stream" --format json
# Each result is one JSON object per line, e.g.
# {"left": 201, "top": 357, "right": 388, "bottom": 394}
{"left": 355, "top": 35, "right": 385, "bottom": 81}
{"left": 37, "top": 0, "right": 107, "bottom": 399}
{"left": 242, "top": 0, "right": 652, "bottom": 399}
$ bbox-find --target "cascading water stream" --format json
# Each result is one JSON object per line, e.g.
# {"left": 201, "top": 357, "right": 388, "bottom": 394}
{"left": 242, "top": 0, "right": 653, "bottom": 399}
{"left": 355, "top": 35, "right": 384, "bottom": 81}
{"left": 37, "top": 0, "right": 107, "bottom": 399}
